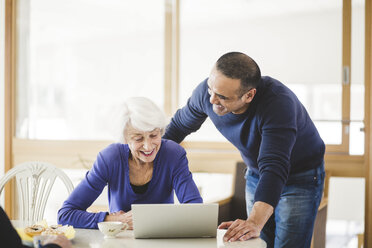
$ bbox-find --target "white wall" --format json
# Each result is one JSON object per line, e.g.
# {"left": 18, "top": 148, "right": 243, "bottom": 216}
{"left": 0, "top": 0, "right": 5, "bottom": 206}
{"left": 328, "top": 177, "right": 365, "bottom": 222}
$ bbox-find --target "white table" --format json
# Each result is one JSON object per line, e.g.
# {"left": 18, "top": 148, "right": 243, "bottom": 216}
{"left": 71, "top": 228, "right": 266, "bottom": 248}
{"left": 13, "top": 221, "right": 266, "bottom": 248}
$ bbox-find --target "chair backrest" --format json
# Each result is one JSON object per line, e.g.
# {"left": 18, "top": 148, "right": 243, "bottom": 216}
{"left": 0, "top": 161, "right": 74, "bottom": 222}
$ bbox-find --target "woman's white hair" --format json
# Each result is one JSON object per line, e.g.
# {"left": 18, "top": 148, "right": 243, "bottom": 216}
{"left": 119, "top": 97, "right": 167, "bottom": 143}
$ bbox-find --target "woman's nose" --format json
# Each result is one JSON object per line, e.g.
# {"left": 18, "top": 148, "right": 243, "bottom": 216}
{"left": 142, "top": 139, "right": 152, "bottom": 150}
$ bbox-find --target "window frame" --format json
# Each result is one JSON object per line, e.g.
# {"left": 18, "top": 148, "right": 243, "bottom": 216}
{"left": 4, "top": 0, "right": 366, "bottom": 214}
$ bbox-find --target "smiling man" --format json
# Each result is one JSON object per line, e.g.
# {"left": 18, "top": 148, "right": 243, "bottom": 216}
{"left": 163, "top": 52, "right": 325, "bottom": 248}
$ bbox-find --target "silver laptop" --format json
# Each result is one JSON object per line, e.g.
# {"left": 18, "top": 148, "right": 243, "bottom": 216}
{"left": 132, "top": 203, "right": 218, "bottom": 239}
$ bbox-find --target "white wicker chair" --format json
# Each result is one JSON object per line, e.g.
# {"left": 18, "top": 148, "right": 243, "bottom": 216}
{"left": 0, "top": 161, "right": 74, "bottom": 222}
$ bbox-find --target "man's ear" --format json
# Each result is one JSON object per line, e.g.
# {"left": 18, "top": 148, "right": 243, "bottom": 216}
{"left": 243, "top": 88, "right": 256, "bottom": 103}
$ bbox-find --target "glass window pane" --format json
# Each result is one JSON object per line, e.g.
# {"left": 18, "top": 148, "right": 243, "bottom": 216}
{"left": 180, "top": 0, "right": 343, "bottom": 144}
{"left": 314, "top": 121, "right": 342, "bottom": 145}
{"left": 184, "top": 119, "right": 226, "bottom": 142}
{"left": 350, "top": 121, "right": 364, "bottom": 155}
{"left": 16, "top": 0, "right": 164, "bottom": 140}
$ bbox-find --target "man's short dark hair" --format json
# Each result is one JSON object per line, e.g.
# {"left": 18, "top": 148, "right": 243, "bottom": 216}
{"left": 216, "top": 52, "right": 261, "bottom": 95}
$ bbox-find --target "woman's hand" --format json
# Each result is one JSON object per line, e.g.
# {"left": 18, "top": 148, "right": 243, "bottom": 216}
{"left": 104, "top": 210, "right": 133, "bottom": 230}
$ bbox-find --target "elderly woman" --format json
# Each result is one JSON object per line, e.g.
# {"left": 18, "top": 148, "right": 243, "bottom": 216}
{"left": 58, "top": 97, "right": 202, "bottom": 229}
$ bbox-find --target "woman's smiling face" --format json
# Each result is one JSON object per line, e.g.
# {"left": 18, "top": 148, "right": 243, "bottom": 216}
{"left": 124, "top": 123, "right": 162, "bottom": 164}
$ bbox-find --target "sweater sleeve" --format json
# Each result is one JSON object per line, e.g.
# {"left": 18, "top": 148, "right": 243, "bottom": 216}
{"left": 0, "top": 206, "right": 30, "bottom": 248}
{"left": 171, "top": 146, "right": 203, "bottom": 203}
{"left": 254, "top": 95, "right": 297, "bottom": 207}
{"left": 57, "top": 148, "right": 113, "bottom": 229}
{"left": 163, "top": 80, "right": 208, "bottom": 143}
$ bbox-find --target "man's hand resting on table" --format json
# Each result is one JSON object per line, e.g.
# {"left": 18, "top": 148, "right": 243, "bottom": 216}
{"left": 218, "top": 219, "right": 261, "bottom": 242}
{"left": 218, "top": 201, "right": 273, "bottom": 242}
{"left": 104, "top": 210, "right": 133, "bottom": 230}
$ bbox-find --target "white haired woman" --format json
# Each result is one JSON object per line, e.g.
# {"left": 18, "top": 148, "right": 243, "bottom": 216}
{"left": 58, "top": 97, "right": 203, "bottom": 229}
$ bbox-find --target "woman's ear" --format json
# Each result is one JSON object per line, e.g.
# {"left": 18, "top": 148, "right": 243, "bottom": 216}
{"left": 122, "top": 130, "right": 128, "bottom": 144}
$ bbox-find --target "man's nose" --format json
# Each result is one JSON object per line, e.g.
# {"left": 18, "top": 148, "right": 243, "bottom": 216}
{"left": 209, "top": 92, "right": 219, "bottom": 105}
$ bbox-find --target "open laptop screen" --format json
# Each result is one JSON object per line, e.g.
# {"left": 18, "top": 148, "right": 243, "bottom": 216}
{"left": 132, "top": 203, "right": 218, "bottom": 239}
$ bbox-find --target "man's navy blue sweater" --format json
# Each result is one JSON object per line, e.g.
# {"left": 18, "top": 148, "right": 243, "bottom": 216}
{"left": 163, "top": 76, "right": 325, "bottom": 207}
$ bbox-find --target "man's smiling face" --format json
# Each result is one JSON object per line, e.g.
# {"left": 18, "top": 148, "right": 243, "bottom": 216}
{"left": 207, "top": 66, "right": 255, "bottom": 116}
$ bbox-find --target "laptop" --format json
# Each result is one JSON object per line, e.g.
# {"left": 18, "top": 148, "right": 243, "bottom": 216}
{"left": 132, "top": 203, "right": 218, "bottom": 239}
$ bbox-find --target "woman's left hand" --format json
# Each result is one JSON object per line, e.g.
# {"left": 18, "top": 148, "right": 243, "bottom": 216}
{"left": 105, "top": 210, "right": 133, "bottom": 230}
{"left": 121, "top": 211, "right": 133, "bottom": 230}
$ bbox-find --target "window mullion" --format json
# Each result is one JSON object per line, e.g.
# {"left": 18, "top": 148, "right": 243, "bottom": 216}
{"left": 164, "top": 0, "right": 179, "bottom": 116}
{"left": 341, "top": 0, "right": 352, "bottom": 153}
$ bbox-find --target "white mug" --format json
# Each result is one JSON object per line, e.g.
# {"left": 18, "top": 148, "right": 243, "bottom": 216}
{"left": 98, "top": 221, "right": 129, "bottom": 239}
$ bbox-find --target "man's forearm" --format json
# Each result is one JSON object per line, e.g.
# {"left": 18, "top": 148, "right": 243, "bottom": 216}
{"left": 247, "top": 201, "right": 274, "bottom": 229}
